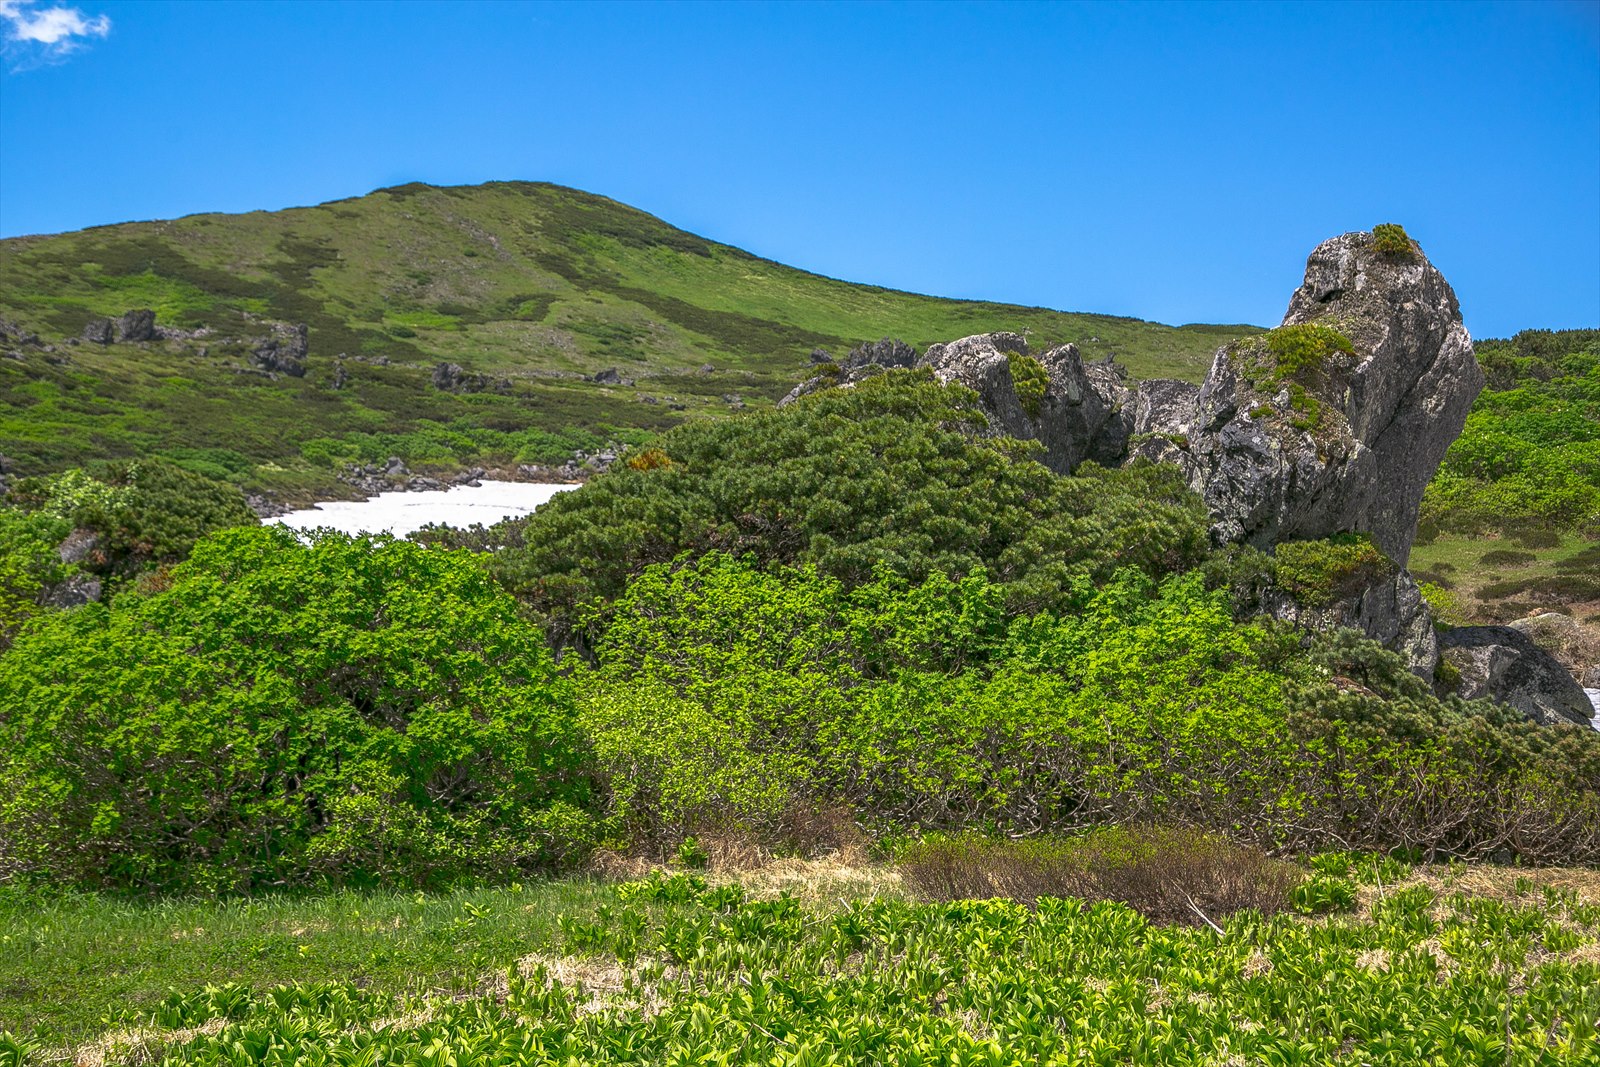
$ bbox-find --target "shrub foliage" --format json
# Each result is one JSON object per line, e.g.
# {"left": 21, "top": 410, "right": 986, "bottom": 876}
{"left": 0, "top": 527, "right": 594, "bottom": 893}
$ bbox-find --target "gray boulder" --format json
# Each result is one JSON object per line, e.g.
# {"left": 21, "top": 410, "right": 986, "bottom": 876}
{"left": 57, "top": 528, "right": 100, "bottom": 566}
{"left": 41, "top": 573, "right": 102, "bottom": 609}
{"left": 82, "top": 318, "right": 114, "bottom": 344}
{"left": 114, "top": 309, "right": 157, "bottom": 343}
{"left": 1184, "top": 231, "right": 1481, "bottom": 567}
{"left": 778, "top": 337, "right": 922, "bottom": 408}
{"left": 1439, "top": 625, "right": 1593, "bottom": 726}
{"left": 1264, "top": 568, "right": 1437, "bottom": 675}
{"left": 433, "top": 361, "right": 510, "bottom": 393}
{"left": 1127, "top": 378, "right": 1200, "bottom": 471}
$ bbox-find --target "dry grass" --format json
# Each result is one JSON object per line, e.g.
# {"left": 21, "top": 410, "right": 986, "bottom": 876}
{"left": 898, "top": 828, "right": 1303, "bottom": 925}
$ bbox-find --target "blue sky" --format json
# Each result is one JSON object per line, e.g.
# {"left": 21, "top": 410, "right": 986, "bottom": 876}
{"left": 1, "top": 0, "right": 1596, "bottom": 337}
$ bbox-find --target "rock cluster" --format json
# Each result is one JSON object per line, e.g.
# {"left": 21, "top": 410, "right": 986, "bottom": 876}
{"left": 82, "top": 308, "right": 158, "bottom": 344}
{"left": 432, "top": 362, "right": 510, "bottom": 393}
{"left": 252, "top": 322, "right": 310, "bottom": 377}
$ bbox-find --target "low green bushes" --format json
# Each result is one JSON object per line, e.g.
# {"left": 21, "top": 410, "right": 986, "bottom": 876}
{"left": 575, "top": 552, "right": 1600, "bottom": 863}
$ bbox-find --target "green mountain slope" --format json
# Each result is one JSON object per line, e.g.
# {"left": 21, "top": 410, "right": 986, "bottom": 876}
{"left": 0, "top": 181, "right": 1256, "bottom": 498}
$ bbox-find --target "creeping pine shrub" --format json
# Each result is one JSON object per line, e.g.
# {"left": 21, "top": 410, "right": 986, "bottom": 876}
{"left": 483, "top": 371, "right": 1210, "bottom": 637}
{"left": 1372, "top": 222, "right": 1416, "bottom": 257}
{"left": 0, "top": 526, "right": 597, "bottom": 893}
{"left": 898, "top": 827, "right": 1302, "bottom": 924}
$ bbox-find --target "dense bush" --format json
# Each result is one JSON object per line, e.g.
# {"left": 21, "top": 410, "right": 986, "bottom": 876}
{"left": 469, "top": 371, "right": 1209, "bottom": 640}
{"left": 573, "top": 553, "right": 1600, "bottom": 862}
{"left": 0, "top": 526, "right": 596, "bottom": 893}
{"left": 0, "top": 506, "right": 73, "bottom": 649}
{"left": 9, "top": 458, "right": 258, "bottom": 589}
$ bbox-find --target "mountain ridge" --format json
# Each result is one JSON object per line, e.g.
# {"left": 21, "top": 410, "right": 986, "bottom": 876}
{"left": 1, "top": 180, "right": 1258, "bottom": 498}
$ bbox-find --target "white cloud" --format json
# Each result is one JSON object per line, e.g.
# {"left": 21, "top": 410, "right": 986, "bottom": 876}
{"left": 1, "top": 0, "right": 111, "bottom": 69}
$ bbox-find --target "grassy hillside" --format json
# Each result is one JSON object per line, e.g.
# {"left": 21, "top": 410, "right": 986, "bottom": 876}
{"left": 0, "top": 181, "right": 1254, "bottom": 499}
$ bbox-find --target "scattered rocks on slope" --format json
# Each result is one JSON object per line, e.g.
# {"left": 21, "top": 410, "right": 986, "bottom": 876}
{"left": 1439, "top": 625, "right": 1594, "bottom": 727}
{"left": 1183, "top": 231, "right": 1481, "bottom": 567}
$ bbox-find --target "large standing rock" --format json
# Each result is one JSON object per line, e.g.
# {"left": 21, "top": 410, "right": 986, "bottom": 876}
{"left": 1439, "top": 625, "right": 1594, "bottom": 727}
{"left": 1184, "top": 230, "right": 1481, "bottom": 567}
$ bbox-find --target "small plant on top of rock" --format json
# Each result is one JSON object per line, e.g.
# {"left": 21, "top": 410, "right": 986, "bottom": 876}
{"left": 1372, "top": 222, "right": 1416, "bottom": 257}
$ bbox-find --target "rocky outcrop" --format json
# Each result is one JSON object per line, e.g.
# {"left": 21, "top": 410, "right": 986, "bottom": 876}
{"left": 1264, "top": 569, "right": 1437, "bottom": 674}
{"left": 780, "top": 337, "right": 919, "bottom": 407}
{"left": 82, "top": 309, "right": 159, "bottom": 344}
{"left": 1127, "top": 378, "right": 1200, "bottom": 470}
{"left": 914, "top": 333, "right": 1130, "bottom": 474}
{"left": 432, "top": 362, "right": 509, "bottom": 394}
{"left": 1439, "top": 626, "right": 1594, "bottom": 727}
{"left": 253, "top": 323, "right": 309, "bottom": 377}
{"left": 115, "top": 309, "right": 157, "bottom": 343}
{"left": 1184, "top": 231, "right": 1480, "bottom": 567}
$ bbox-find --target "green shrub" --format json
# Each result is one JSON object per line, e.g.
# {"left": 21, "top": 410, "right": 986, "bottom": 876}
{"left": 1372, "top": 223, "right": 1415, "bottom": 257}
{"left": 486, "top": 371, "right": 1210, "bottom": 638}
{"left": 10, "top": 460, "right": 257, "bottom": 590}
{"left": 0, "top": 526, "right": 596, "bottom": 893}
{"left": 1261, "top": 322, "right": 1356, "bottom": 382}
{"left": 1291, "top": 874, "right": 1358, "bottom": 914}
{"left": 0, "top": 507, "right": 74, "bottom": 649}
{"left": 1272, "top": 533, "right": 1394, "bottom": 607}
{"left": 1005, "top": 351, "right": 1050, "bottom": 420}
